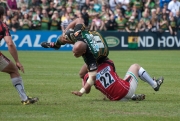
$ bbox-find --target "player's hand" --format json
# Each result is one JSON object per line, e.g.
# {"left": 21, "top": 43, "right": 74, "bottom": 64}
{"left": 16, "top": 62, "right": 24, "bottom": 73}
{"left": 71, "top": 91, "right": 83, "bottom": 96}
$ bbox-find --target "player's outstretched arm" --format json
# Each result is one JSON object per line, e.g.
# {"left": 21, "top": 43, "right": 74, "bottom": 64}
{"left": 71, "top": 71, "right": 96, "bottom": 97}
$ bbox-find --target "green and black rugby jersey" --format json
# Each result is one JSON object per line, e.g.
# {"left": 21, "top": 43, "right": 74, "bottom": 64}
{"left": 74, "top": 24, "right": 109, "bottom": 71}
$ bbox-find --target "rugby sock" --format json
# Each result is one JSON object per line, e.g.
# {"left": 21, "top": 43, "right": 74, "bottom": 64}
{"left": 11, "top": 77, "right": 28, "bottom": 101}
{"left": 52, "top": 36, "right": 65, "bottom": 49}
{"left": 55, "top": 35, "right": 65, "bottom": 45}
{"left": 138, "top": 67, "right": 157, "bottom": 88}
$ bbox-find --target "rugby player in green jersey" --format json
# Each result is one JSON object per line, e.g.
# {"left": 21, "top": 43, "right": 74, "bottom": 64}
{"left": 41, "top": 18, "right": 109, "bottom": 95}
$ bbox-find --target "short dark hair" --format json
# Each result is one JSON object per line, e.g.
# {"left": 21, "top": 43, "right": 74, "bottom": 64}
{"left": 0, "top": 6, "right": 5, "bottom": 17}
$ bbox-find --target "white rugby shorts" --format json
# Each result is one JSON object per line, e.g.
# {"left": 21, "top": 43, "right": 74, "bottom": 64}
{"left": 121, "top": 71, "right": 138, "bottom": 100}
{"left": 0, "top": 52, "right": 10, "bottom": 71}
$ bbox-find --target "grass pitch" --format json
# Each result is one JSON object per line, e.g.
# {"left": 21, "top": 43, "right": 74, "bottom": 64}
{"left": 0, "top": 50, "right": 180, "bottom": 121}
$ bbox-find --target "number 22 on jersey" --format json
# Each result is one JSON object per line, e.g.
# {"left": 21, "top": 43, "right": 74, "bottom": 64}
{"left": 96, "top": 66, "right": 115, "bottom": 89}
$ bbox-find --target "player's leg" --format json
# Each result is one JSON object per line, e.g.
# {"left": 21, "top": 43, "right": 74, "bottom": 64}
{"left": 121, "top": 64, "right": 141, "bottom": 101}
{"left": 0, "top": 54, "right": 38, "bottom": 104}
{"left": 122, "top": 63, "right": 164, "bottom": 101}
{"left": 79, "top": 63, "right": 88, "bottom": 80}
{"left": 41, "top": 29, "right": 76, "bottom": 49}
{"left": 41, "top": 35, "right": 65, "bottom": 50}
{"left": 138, "top": 64, "right": 164, "bottom": 91}
{"left": 126, "top": 63, "right": 164, "bottom": 91}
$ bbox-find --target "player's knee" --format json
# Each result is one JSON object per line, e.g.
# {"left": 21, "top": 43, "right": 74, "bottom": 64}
{"left": 130, "top": 63, "right": 140, "bottom": 70}
{"left": 79, "top": 70, "right": 87, "bottom": 79}
{"left": 79, "top": 72, "right": 84, "bottom": 79}
{"left": 4, "top": 66, "right": 20, "bottom": 78}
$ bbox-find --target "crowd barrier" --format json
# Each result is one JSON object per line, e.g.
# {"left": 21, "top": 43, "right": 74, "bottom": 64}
{"left": 0, "top": 31, "right": 180, "bottom": 50}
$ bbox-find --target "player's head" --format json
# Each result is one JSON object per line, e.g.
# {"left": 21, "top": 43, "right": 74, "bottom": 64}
{"left": 0, "top": 6, "right": 5, "bottom": 19}
{"left": 72, "top": 41, "right": 87, "bottom": 57}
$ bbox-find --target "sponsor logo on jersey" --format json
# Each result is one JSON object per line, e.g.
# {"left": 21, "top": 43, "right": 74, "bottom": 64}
{"left": 105, "top": 36, "right": 120, "bottom": 47}
{"left": 99, "top": 66, "right": 111, "bottom": 75}
{"left": 96, "top": 66, "right": 111, "bottom": 80}
{"left": 89, "top": 63, "right": 97, "bottom": 71}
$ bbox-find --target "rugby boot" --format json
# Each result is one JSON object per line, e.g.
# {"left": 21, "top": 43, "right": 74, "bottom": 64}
{"left": 131, "top": 94, "right": 145, "bottom": 101}
{"left": 21, "top": 96, "right": 39, "bottom": 105}
{"left": 153, "top": 76, "right": 164, "bottom": 91}
{"left": 41, "top": 42, "right": 60, "bottom": 50}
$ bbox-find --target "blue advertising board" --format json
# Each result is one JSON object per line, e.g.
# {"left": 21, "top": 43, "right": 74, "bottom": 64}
{"left": 0, "top": 30, "right": 180, "bottom": 50}
{"left": 0, "top": 31, "right": 73, "bottom": 51}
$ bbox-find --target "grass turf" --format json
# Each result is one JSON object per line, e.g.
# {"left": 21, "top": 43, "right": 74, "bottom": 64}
{"left": 0, "top": 50, "right": 180, "bottom": 121}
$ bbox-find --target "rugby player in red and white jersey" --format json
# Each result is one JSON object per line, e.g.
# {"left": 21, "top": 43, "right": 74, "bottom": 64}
{"left": 71, "top": 45, "right": 164, "bottom": 101}
{"left": 0, "top": 6, "right": 38, "bottom": 104}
